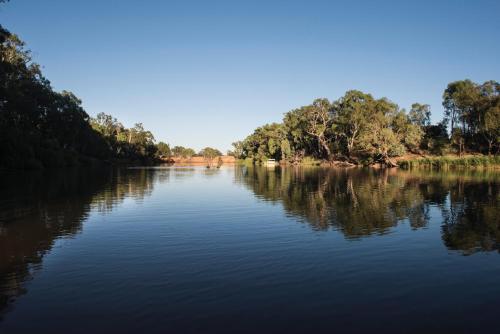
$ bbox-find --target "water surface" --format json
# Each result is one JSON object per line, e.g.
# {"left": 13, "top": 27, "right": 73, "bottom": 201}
{"left": 0, "top": 166, "right": 499, "bottom": 333}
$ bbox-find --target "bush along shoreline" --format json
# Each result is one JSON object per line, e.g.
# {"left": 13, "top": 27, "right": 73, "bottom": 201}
{"left": 232, "top": 81, "right": 499, "bottom": 168}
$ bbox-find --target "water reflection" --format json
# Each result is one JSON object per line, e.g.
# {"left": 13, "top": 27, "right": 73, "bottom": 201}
{"left": 441, "top": 180, "right": 500, "bottom": 254}
{"left": 0, "top": 166, "right": 499, "bottom": 325}
{"left": 0, "top": 168, "right": 165, "bottom": 317}
{"left": 235, "top": 167, "right": 500, "bottom": 253}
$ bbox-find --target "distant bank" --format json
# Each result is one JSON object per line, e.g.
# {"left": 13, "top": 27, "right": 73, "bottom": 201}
{"left": 162, "top": 154, "right": 499, "bottom": 170}
{"left": 161, "top": 155, "right": 236, "bottom": 165}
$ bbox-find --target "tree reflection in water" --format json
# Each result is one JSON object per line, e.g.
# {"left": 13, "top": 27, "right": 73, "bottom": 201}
{"left": 235, "top": 166, "right": 499, "bottom": 252}
{"left": 0, "top": 166, "right": 498, "bottom": 321}
{"left": 0, "top": 167, "right": 168, "bottom": 318}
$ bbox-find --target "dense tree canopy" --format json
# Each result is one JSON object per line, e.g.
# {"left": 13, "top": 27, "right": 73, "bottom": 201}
{"left": 0, "top": 25, "right": 111, "bottom": 168}
{"left": 235, "top": 79, "right": 499, "bottom": 165}
{"left": 235, "top": 90, "right": 429, "bottom": 165}
{"left": 171, "top": 146, "right": 196, "bottom": 158}
{"left": 156, "top": 142, "right": 171, "bottom": 158}
{"left": 199, "top": 147, "right": 222, "bottom": 159}
{"left": 0, "top": 22, "right": 210, "bottom": 169}
{"left": 443, "top": 80, "right": 500, "bottom": 155}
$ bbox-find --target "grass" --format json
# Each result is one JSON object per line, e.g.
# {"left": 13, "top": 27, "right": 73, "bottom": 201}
{"left": 300, "top": 156, "right": 322, "bottom": 166}
{"left": 397, "top": 155, "right": 500, "bottom": 169}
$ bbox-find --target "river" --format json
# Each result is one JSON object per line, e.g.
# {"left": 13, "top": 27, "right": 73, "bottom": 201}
{"left": 0, "top": 166, "right": 499, "bottom": 333}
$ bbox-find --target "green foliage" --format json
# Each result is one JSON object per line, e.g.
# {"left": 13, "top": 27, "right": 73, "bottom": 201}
{"left": 237, "top": 90, "right": 432, "bottom": 165}
{"left": 156, "top": 142, "right": 171, "bottom": 158}
{"left": 392, "top": 110, "right": 424, "bottom": 152}
{"left": 0, "top": 25, "right": 110, "bottom": 169}
{"left": 300, "top": 156, "right": 322, "bottom": 165}
{"left": 171, "top": 146, "right": 196, "bottom": 158}
{"left": 230, "top": 141, "right": 244, "bottom": 158}
{"left": 354, "top": 98, "right": 405, "bottom": 159}
{"left": 442, "top": 79, "right": 500, "bottom": 154}
{"left": 0, "top": 25, "right": 160, "bottom": 169}
{"left": 90, "top": 113, "right": 158, "bottom": 163}
{"left": 482, "top": 95, "right": 500, "bottom": 154}
{"left": 421, "top": 122, "right": 450, "bottom": 154}
{"left": 331, "top": 90, "right": 375, "bottom": 157}
{"left": 2, "top": 16, "right": 497, "bottom": 168}
{"left": 409, "top": 103, "right": 431, "bottom": 127}
{"left": 302, "top": 98, "right": 333, "bottom": 159}
{"left": 398, "top": 155, "right": 500, "bottom": 169}
{"left": 237, "top": 123, "right": 288, "bottom": 162}
{"left": 237, "top": 79, "right": 499, "bottom": 166}
{"left": 199, "top": 147, "right": 222, "bottom": 160}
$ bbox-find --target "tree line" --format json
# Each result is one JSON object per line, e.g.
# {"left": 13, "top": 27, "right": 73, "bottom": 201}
{"left": 90, "top": 114, "right": 224, "bottom": 160}
{"left": 1, "top": 13, "right": 497, "bottom": 169}
{"left": 0, "top": 24, "right": 163, "bottom": 169}
{"left": 0, "top": 23, "right": 224, "bottom": 169}
{"left": 162, "top": 146, "right": 223, "bottom": 159}
{"left": 233, "top": 81, "right": 499, "bottom": 165}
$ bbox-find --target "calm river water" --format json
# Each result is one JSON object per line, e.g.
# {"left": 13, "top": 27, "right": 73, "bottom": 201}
{"left": 0, "top": 166, "right": 499, "bottom": 333}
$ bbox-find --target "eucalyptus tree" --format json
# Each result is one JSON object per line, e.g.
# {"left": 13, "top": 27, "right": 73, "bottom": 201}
{"left": 238, "top": 123, "right": 287, "bottom": 161}
{"left": 443, "top": 79, "right": 499, "bottom": 154}
{"left": 482, "top": 104, "right": 499, "bottom": 154}
{"left": 91, "top": 112, "right": 123, "bottom": 138}
{"left": 171, "top": 146, "right": 196, "bottom": 158}
{"left": 478, "top": 81, "right": 500, "bottom": 154}
{"left": 156, "top": 142, "right": 171, "bottom": 157}
{"left": 392, "top": 110, "right": 424, "bottom": 153}
{"left": 199, "top": 147, "right": 222, "bottom": 160}
{"left": 443, "top": 80, "right": 478, "bottom": 134}
{"left": 409, "top": 103, "right": 431, "bottom": 127}
{"left": 235, "top": 81, "right": 498, "bottom": 165}
{"left": 230, "top": 141, "right": 244, "bottom": 159}
{"left": 282, "top": 108, "right": 315, "bottom": 161}
{"left": 302, "top": 98, "right": 334, "bottom": 160}
{"left": 0, "top": 24, "right": 111, "bottom": 168}
{"left": 331, "top": 91, "right": 374, "bottom": 157}
{"left": 355, "top": 98, "right": 404, "bottom": 163}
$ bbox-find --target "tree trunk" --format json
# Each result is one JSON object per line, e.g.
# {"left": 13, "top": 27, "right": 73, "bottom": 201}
{"left": 347, "top": 137, "right": 354, "bottom": 157}
{"left": 319, "top": 136, "right": 331, "bottom": 160}
{"left": 378, "top": 151, "right": 397, "bottom": 168}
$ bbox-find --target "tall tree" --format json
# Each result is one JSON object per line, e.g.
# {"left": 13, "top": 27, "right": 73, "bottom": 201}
{"left": 443, "top": 80, "right": 480, "bottom": 137}
{"left": 478, "top": 81, "right": 500, "bottom": 154}
{"left": 409, "top": 103, "right": 431, "bottom": 127}
{"left": 303, "top": 98, "right": 333, "bottom": 160}
{"left": 156, "top": 142, "right": 171, "bottom": 157}
{"left": 199, "top": 147, "right": 222, "bottom": 160}
{"left": 356, "top": 98, "right": 403, "bottom": 163}
{"left": 332, "top": 91, "right": 374, "bottom": 157}
{"left": 443, "top": 79, "right": 499, "bottom": 154}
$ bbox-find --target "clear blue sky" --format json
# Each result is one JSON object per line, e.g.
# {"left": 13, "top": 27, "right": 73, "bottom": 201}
{"left": 2, "top": 0, "right": 499, "bottom": 152}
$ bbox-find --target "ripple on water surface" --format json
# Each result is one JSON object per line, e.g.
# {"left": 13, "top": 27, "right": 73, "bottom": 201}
{"left": 0, "top": 166, "right": 499, "bottom": 333}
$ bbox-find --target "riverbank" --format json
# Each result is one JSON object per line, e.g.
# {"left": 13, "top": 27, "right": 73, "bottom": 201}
{"left": 236, "top": 154, "right": 500, "bottom": 170}
{"left": 161, "top": 156, "right": 236, "bottom": 165}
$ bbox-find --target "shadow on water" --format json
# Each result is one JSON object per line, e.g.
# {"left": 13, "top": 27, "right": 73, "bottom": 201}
{"left": 234, "top": 166, "right": 500, "bottom": 254}
{"left": 0, "top": 167, "right": 165, "bottom": 319}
